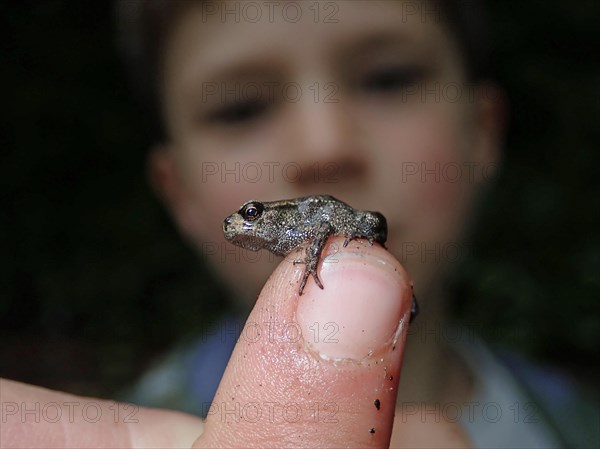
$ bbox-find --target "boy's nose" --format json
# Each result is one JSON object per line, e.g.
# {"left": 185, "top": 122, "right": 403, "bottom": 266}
{"left": 291, "top": 97, "right": 358, "bottom": 161}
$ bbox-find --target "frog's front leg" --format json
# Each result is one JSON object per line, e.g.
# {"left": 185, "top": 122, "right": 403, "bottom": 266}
{"left": 343, "top": 232, "right": 365, "bottom": 247}
{"left": 343, "top": 232, "right": 384, "bottom": 248}
{"left": 297, "top": 221, "right": 334, "bottom": 295}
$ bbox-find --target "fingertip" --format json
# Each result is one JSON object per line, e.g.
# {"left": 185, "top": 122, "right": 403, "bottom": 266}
{"left": 294, "top": 236, "right": 412, "bottom": 361}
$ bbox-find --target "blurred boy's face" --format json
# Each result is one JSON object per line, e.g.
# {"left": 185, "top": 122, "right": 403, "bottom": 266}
{"left": 152, "top": 1, "right": 500, "bottom": 303}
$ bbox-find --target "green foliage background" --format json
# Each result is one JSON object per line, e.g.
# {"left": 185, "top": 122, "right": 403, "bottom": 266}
{"left": 2, "top": 1, "right": 598, "bottom": 396}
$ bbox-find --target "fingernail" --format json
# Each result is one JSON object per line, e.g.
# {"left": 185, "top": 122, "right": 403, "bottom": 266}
{"left": 295, "top": 239, "right": 411, "bottom": 361}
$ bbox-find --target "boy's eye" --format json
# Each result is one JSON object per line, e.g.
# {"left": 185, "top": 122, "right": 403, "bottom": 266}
{"left": 206, "top": 100, "right": 269, "bottom": 125}
{"left": 359, "top": 66, "right": 426, "bottom": 93}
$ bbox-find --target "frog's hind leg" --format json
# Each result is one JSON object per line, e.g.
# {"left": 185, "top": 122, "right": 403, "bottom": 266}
{"left": 298, "top": 221, "right": 334, "bottom": 295}
{"left": 410, "top": 292, "right": 419, "bottom": 323}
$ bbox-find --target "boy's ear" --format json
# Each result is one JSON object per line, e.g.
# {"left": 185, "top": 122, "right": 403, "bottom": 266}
{"left": 147, "top": 144, "right": 197, "bottom": 227}
{"left": 147, "top": 144, "right": 209, "bottom": 244}
{"left": 147, "top": 144, "right": 180, "bottom": 209}
{"left": 472, "top": 82, "right": 508, "bottom": 181}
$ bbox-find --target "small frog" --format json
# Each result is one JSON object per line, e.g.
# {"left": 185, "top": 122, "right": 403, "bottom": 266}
{"left": 223, "top": 195, "right": 418, "bottom": 322}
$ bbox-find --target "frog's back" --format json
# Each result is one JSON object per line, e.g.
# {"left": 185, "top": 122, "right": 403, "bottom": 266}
{"left": 296, "top": 195, "right": 341, "bottom": 206}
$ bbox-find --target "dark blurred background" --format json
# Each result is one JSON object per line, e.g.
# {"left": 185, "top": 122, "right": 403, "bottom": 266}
{"left": 2, "top": 1, "right": 598, "bottom": 398}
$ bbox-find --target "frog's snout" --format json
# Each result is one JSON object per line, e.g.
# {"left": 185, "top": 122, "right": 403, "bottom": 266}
{"left": 223, "top": 215, "right": 234, "bottom": 234}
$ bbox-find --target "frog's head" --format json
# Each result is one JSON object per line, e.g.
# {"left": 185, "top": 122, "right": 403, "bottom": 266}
{"left": 223, "top": 200, "right": 275, "bottom": 251}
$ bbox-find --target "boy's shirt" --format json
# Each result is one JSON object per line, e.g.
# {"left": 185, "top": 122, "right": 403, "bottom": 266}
{"left": 451, "top": 335, "right": 590, "bottom": 448}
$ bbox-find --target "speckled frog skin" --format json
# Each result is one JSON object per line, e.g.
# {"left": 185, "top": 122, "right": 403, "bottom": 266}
{"left": 223, "top": 195, "right": 418, "bottom": 321}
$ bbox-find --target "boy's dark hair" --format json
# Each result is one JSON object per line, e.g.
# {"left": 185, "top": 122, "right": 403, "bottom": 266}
{"left": 116, "top": 0, "right": 492, "bottom": 140}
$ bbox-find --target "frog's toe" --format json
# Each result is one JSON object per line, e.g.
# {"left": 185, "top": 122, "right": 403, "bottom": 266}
{"left": 343, "top": 233, "right": 358, "bottom": 247}
{"left": 298, "top": 268, "right": 313, "bottom": 295}
{"left": 298, "top": 276, "right": 306, "bottom": 295}
{"left": 311, "top": 271, "right": 324, "bottom": 289}
{"left": 298, "top": 268, "right": 324, "bottom": 295}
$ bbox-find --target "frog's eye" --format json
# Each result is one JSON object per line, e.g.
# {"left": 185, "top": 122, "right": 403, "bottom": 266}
{"left": 241, "top": 202, "right": 264, "bottom": 221}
